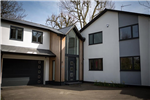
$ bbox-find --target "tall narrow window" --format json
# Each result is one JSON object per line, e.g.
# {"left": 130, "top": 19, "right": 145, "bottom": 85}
{"left": 32, "top": 30, "right": 43, "bottom": 44}
{"left": 52, "top": 60, "right": 55, "bottom": 81}
{"left": 10, "top": 26, "right": 23, "bottom": 41}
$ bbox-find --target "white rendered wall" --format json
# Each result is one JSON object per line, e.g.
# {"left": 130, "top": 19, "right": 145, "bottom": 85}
{"left": 1, "top": 54, "right": 49, "bottom": 85}
{"left": 81, "top": 11, "right": 120, "bottom": 83}
{"left": 139, "top": 16, "right": 150, "bottom": 86}
{"left": 1, "top": 22, "right": 50, "bottom": 50}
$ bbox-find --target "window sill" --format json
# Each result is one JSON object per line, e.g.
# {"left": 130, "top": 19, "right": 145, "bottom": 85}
{"left": 10, "top": 38, "right": 23, "bottom": 41}
{"left": 120, "top": 70, "right": 141, "bottom": 71}
{"left": 119, "top": 37, "right": 139, "bottom": 41}
{"left": 89, "top": 70, "right": 103, "bottom": 71}
{"left": 89, "top": 42, "right": 103, "bottom": 46}
{"left": 32, "top": 42, "right": 43, "bottom": 44}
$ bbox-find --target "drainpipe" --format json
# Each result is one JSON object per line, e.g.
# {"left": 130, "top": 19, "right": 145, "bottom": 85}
{"left": 60, "top": 36, "right": 62, "bottom": 85}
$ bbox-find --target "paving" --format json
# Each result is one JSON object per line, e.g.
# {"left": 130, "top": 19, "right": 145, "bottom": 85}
{"left": 1, "top": 83, "right": 150, "bottom": 100}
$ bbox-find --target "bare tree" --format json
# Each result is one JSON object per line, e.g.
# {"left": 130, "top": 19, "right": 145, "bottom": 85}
{"left": 59, "top": 0, "right": 115, "bottom": 29}
{"left": 46, "top": 12, "right": 78, "bottom": 29}
{"left": 138, "top": 0, "right": 150, "bottom": 9}
{"left": 1, "top": 0, "right": 27, "bottom": 19}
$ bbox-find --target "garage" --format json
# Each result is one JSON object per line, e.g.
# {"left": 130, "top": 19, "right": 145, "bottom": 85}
{"left": 2, "top": 58, "right": 44, "bottom": 86}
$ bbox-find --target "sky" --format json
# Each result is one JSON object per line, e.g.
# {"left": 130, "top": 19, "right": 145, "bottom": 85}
{"left": 19, "top": 0, "right": 150, "bottom": 27}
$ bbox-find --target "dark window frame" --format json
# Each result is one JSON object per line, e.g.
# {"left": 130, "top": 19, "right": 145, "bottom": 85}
{"left": 120, "top": 56, "right": 141, "bottom": 71}
{"left": 119, "top": 24, "right": 139, "bottom": 41}
{"left": 52, "top": 60, "right": 55, "bottom": 81}
{"left": 10, "top": 26, "right": 24, "bottom": 41}
{"left": 89, "top": 31, "right": 103, "bottom": 45}
{"left": 32, "top": 30, "right": 43, "bottom": 44}
{"left": 89, "top": 58, "right": 103, "bottom": 71}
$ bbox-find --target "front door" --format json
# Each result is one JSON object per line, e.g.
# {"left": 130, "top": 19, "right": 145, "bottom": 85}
{"left": 68, "top": 57, "right": 76, "bottom": 81}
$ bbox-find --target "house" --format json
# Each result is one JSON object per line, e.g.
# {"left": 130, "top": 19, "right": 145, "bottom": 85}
{"left": 0, "top": 18, "right": 84, "bottom": 86}
{"left": 80, "top": 9, "right": 150, "bottom": 86}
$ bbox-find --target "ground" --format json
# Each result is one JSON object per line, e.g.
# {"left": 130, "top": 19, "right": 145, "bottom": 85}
{"left": 1, "top": 83, "right": 150, "bottom": 100}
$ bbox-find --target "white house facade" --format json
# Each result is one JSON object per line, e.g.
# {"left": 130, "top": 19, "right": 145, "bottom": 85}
{"left": 80, "top": 9, "right": 150, "bottom": 86}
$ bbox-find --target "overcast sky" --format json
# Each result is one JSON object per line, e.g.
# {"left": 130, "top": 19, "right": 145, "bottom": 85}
{"left": 19, "top": 1, "right": 150, "bottom": 26}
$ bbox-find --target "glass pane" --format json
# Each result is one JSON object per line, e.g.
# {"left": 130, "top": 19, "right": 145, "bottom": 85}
{"left": 89, "top": 34, "right": 93, "bottom": 44}
{"left": 37, "top": 32, "right": 43, "bottom": 43}
{"left": 94, "top": 33, "right": 102, "bottom": 44}
{"left": 89, "top": 60, "right": 93, "bottom": 70}
{"left": 17, "top": 28, "right": 23, "bottom": 40}
{"left": 65, "top": 57, "right": 68, "bottom": 81}
{"left": 134, "top": 57, "right": 140, "bottom": 70}
{"left": 76, "top": 57, "right": 79, "bottom": 80}
{"left": 32, "top": 31, "right": 37, "bottom": 42}
{"left": 69, "top": 38, "right": 75, "bottom": 48}
{"left": 10, "top": 27, "right": 16, "bottom": 39}
{"left": 52, "top": 61, "right": 55, "bottom": 81}
{"left": 120, "top": 27, "right": 131, "bottom": 40}
{"left": 121, "top": 57, "right": 132, "bottom": 70}
{"left": 98, "top": 59, "right": 102, "bottom": 70}
{"left": 132, "top": 25, "right": 139, "bottom": 38}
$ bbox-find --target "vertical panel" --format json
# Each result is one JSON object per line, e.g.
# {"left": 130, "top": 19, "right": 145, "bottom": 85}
{"left": 79, "top": 40, "right": 83, "bottom": 80}
{"left": 61, "top": 37, "right": 65, "bottom": 82}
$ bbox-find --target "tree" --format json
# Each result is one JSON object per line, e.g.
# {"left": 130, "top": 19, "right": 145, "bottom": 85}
{"left": 1, "top": 0, "right": 26, "bottom": 19}
{"left": 138, "top": 0, "right": 150, "bottom": 9}
{"left": 46, "top": 12, "right": 77, "bottom": 29}
{"left": 46, "top": 0, "right": 115, "bottom": 29}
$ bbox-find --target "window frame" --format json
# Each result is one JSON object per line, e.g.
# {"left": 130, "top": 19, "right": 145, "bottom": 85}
{"left": 32, "top": 30, "right": 43, "bottom": 44}
{"left": 120, "top": 56, "right": 141, "bottom": 71}
{"left": 89, "top": 31, "right": 103, "bottom": 45}
{"left": 10, "top": 26, "right": 24, "bottom": 41}
{"left": 119, "top": 24, "right": 139, "bottom": 41}
{"left": 89, "top": 58, "right": 103, "bottom": 71}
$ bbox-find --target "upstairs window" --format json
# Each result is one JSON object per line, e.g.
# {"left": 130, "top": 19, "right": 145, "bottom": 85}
{"left": 32, "top": 30, "right": 43, "bottom": 44}
{"left": 120, "top": 56, "right": 140, "bottom": 71}
{"left": 89, "top": 31, "right": 102, "bottom": 45}
{"left": 119, "top": 24, "right": 139, "bottom": 40}
{"left": 10, "top": 26, "right": 23, "bottom": 41}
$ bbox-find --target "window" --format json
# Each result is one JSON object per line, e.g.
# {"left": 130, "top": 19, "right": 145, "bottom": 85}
{"left": 32, "top": 30, "right": 43, "bottom": 44}
{"left": 120, "top": 56, "right": 140, "bottom": 71}
{"left": 89, "top": 58, "right": 103, "bottom": 70}
{"left": 10, "top": 26, "right": 23, "bottom": 41}
{"left": 89, "top": 31, "right": 102, "bottom": 45}
{"left": 52, "top": 60, "right": 55, "bottom": 81}
{"left": 119, "top": 24, "right": 139, "bottom": 40}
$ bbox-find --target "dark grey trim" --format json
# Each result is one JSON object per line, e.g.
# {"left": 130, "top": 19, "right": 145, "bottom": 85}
{"left": 89, "top": 58, "right": 103, "bottom": 71}
{"left": 52, "top": 60, "right": 55, "bottom": 81}
{"left": 32, "top": 30, "right": 43, "bottom": 44}
{"left": 119, "top": 24, "right": 139, "bottom": 41}
{"left": 120, "top": 56, "right": 141, "bottom": 71}
{"left": 65, "top": 54, "right": 79, "bottom": 57}
{"left": 10, "top": 25, "right": 24, "bottom": 41}
{"left": 89, "top": 31, "right": 103, "bottom": 45}
{"left": 80, "top": 8, "right": 150, "bottom": 33}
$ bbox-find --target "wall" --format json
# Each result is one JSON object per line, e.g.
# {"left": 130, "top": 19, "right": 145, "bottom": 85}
{"left": 2, "top": 54, "right": 49, "bottom": 84}
{"left": 1, "top": 21, "right": 50, "bottom": 50}
{"left": 118, "top": 12, "right": 141, "bottom": 85}
{"left": 138, "top": 15, "right": 150, "bottom": 86}
{"left": 61, "top": 37, "right": 65, "bottom": 82}
{"left": 81, "top": 11, "right": 120, "bottom": 83}
{"left": 49, "top": 32, "right": 60, "bottom": 82}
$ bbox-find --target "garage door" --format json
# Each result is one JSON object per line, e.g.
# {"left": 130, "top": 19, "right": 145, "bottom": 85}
{"left": 2, "top": 59, "right": 44, "bottom": 86}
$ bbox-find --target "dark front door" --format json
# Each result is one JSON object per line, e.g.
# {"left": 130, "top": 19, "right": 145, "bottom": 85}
{"left": 68, "top": 57, "right": 76, "bottom": 81}
{"left": 2, "top": 59, "right": 44, "bottom": 86}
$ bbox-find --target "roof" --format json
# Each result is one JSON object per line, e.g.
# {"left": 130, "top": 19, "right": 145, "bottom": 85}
{"left": 58, "top": 25, "right": 85, "bottom": 41}
{"left": 1, "top": 18, "right": 65, "bottom": 36}
{"left": 80, "top": 8, "right": 150, "bottom": 32}
{"left": 1, "top": 45, "right": 56, "bottom": 57}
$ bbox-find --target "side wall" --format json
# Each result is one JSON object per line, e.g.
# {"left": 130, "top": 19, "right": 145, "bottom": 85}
{"left": 81, "top": 11, "right": 120, "bottom": 83}
{"left": 138, "top": 15, "right": 150, "bottom": 86}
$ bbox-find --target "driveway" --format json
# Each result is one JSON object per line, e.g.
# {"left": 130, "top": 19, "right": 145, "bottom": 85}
{"left": 1, "top": 83, "right": 150, "bottom": 100}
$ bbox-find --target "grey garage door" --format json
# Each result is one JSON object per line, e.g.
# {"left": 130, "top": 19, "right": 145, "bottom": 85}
{"left": 2, "top": 58, "right": 44, "bottom": 86}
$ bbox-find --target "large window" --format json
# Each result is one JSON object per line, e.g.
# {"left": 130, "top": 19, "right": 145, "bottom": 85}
{"left": 120, "top": 56, "right": 140, "bottom": 71}
{"left": 89, "top": 58, "right": 103, "bottom": 71}
{"left": 119, "top": 24, "right": 139, "bottom": 40}
{"left": 89, "top": 31, "right": 102, "bottom": 45}
{"left": 10, "top": 26, "right": 23, "bottom": 41}
{"left": 32, "top": 30, "right": 43, "bottom": 44}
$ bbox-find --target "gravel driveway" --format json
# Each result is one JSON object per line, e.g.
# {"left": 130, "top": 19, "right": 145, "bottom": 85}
{"left": 1, "top": 83, "right": 150, "bottom": 100}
